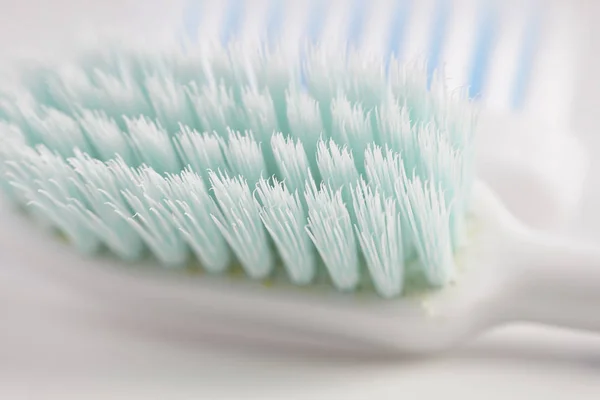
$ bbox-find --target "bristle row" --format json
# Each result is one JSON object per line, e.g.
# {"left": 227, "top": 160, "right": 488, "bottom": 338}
{"left": 3, "top": 129, "right": 459, "bottom": 297}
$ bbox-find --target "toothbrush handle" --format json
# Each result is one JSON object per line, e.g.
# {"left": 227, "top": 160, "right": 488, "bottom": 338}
{"left": 509, "top": 232, "right": 600, "bottom": 332}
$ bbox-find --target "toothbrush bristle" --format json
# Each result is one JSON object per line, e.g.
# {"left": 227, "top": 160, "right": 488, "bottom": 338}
{"left": 305, "top": 178, "right": 360, "bottom": 291}
{"left": 210, "top": 170, "right": 274, "bottom": 279}
{"left": 255, "top": 177, "right": 316, "bottom": 285}
{"left": 0, "top": 42, "right": 477, "bottom": 298}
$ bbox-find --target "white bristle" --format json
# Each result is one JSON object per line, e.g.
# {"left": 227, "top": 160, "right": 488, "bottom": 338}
{"left": 255, "top": 178, "right": 316, "bottom": 284}
{"left": 209, "top": 171, "right": 273, "bottom": 279}
{"left": 305, "top": 179, "right": 360, "bottom": 291}
{"left": 352, "top": 178, "right": 403, "bottom": 298}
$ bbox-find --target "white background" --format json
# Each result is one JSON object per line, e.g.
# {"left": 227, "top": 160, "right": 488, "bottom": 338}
{"left": 1, "top": 0, "right": 600, "bottom": 398}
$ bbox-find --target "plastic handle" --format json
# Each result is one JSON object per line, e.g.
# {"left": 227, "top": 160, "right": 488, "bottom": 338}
{"left": 506, "top": 231, "right": 600, "bottom": 332}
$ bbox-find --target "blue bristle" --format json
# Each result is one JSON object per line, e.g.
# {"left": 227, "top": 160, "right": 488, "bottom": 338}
{"left": 387, "top": 0, "right": 413, "bottom": 61}
{"left": 426, "top": 0, "right": 451, "bottom": 85}
{"left": 468, "top": 2, "right": 499, "bottom": 99}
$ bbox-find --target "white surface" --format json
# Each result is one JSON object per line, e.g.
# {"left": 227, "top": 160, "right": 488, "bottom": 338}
{"left": 1, "top": 264, "right": 600, "bottom": 399}
{"left": 0, "top": 0, "right": 600, "bottom": 398}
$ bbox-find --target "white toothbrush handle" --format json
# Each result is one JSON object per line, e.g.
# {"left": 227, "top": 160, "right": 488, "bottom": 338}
{"left": 508, "top": 233, "right": 600, "bottom": 332}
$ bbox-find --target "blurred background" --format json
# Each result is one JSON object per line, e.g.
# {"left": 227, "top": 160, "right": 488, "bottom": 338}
{"left": 0, "top": 0, "right": 594, "bottom": 130}
{"left": 0, "top": 0, "right": 599, "bottom": 398}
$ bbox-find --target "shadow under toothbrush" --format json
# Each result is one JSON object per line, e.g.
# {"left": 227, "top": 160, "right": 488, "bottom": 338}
{"left": 69, "top": 296, "right": 600, "bottom": 370}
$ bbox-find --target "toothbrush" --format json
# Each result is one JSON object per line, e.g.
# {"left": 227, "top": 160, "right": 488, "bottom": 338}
{"left": 0, "top": 43, "right": 598, "bottom": 354}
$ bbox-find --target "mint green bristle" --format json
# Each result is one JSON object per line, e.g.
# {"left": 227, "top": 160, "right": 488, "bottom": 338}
{"left": 352, "top": 178, "right": 403, "bottom": 298}
{"left": 6, "top": 146, "right": 101, "bottom": 254}
{"left": 270, "top": 133, "right": 312, "bottom": 194}
{"left": 115, "top": 167, "right": 189, "bottom": 266}
{"left": 78, "top": 109, "right": 136, "bottom": 164}
{"left": 285, "top": 86, "right": 324, "bottom": 175}
{"left": 205, "top": 43, "right": 250, "bottom": 102}
{"left": 343, "top": 53, "right": 386, "bottom": 110}
{"left": 255, "top": 177, "right": 316, "bottom": 285}
{"left": 364, "top": 144, "right": 415, "bottom": 260}
{"left": 398, "top": 174, "right": 455, "bottom": 287}
{"left": 285, "top": 85, "right": 324, "bottom": 140}
{"left": 241, "top": 87, "right": 278, "bottom": 136}
{"left": 163, "top": 169, "right": 231, "bottom": 273}
{"left": 168, "top": 47, "right": 207, "bottom": 85}
{"left": 75, "top": 66, "right": 150, "bottom": 123}
{"left": 0, "top": 123, "right": 27, "bottom": 200}
{"left": 0, "top": 43, "right": 478, "bottom": 297}
{"left": 173, "top": 126, "right": 228, "bottom": 180}
{"left": 144, "top": 74, "right": 197, "bottom": 133}
{"left": 388, "top": 59, "right": 430, "bottom": 123}
{"left": 125, "top": 116, "right": 181, "bottom": 174}
{"left": 316, "top": 139, "right": 359, "bottom": 216}
{"left": 250, "top": 46, "right": 293, "bottom": 135}
{"left": 223, "top": 130, "right": 266, "bottom": 186}
{"left": 305, "top": 178, "right": 359, "bottom": 291}
{"left": 375, "top": 93, "right": 412, "bottom": 153}
{"left": 186, "top": 81, "right": 241, "bottom": 134}
{"left": 364, "top": 145, "right": 401, "bottom": 198}
{"left": 240, "top": 87, "right": 279, "bottom": 173}
{"left": 25, "top": 106, "right": 93, "bottom": 158}
{"left": 304, "top": 46, "right": 346, "bottom": 134}
{"left": 210, "top": 171, "right": 273, "bottom": 279}
{"left": 66, "top": 151, "right": 144, "bottom": 260}
{"left": 316, "top": 139, "right": 359, "bottom": 192}
{"left": 330, "top": 95, "right": 372, "bottom": 171}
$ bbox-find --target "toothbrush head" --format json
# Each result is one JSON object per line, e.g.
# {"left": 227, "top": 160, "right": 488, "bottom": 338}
{"left": 0, "top": 43, "right": 477, "bottom": 299}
